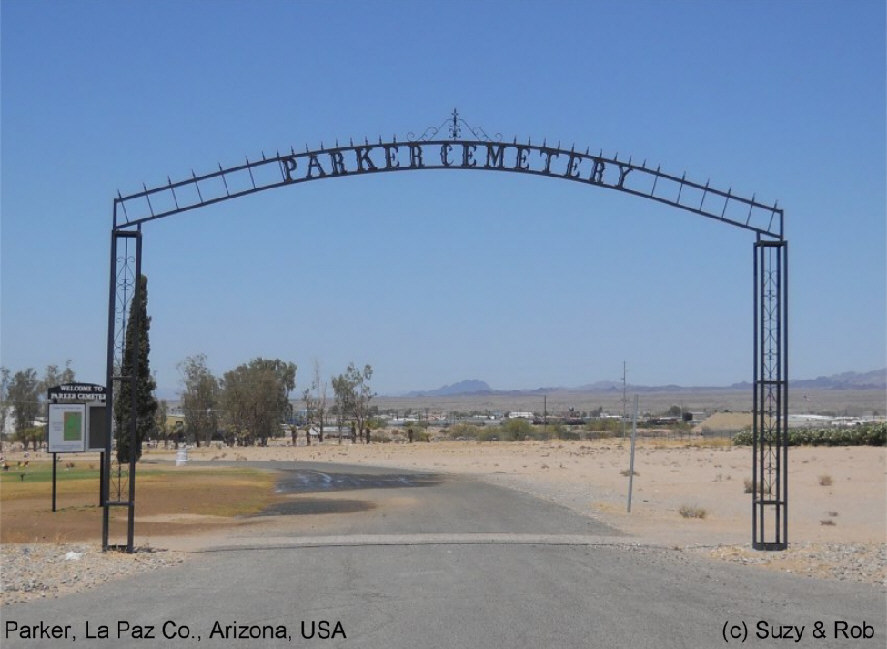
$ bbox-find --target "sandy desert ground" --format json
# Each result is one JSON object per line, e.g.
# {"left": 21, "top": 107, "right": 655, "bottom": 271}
{"left": 2, "top": 437, "right": 884, "bottom": 605}
{"left": 158, "top": 438, "right": 884, "bottom": 546}
{"left": 145, "top": 437, "right": 887, "bottom": 584}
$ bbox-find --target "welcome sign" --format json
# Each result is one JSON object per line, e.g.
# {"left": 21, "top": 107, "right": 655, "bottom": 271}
{"left": 47, "top": 383, "right": 107, "bottom": 453}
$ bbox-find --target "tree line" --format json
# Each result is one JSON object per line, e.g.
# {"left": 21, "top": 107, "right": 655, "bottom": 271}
{"left": 177, "top": 355, "right": 375, "bottom": 448}
{"left": 177, "top": 354, "right": 297, "bottom": 448}
{"left": 1, "top": 274, "right": 375, "bottom": 459}
{"left": 0, "top": 362, "right": 77, "bottom": 451}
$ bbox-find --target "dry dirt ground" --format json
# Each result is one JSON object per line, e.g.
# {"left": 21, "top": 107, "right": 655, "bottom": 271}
{"left": 145, "top": 438, "right": 883, "bottom": 547}
{"left": 2, "top": 439, "right": 885, "bottom": 604}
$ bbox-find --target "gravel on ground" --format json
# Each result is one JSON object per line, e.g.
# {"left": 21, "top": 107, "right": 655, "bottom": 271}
{"left": 1, "top": 543, "right": 185, "bottom": 606}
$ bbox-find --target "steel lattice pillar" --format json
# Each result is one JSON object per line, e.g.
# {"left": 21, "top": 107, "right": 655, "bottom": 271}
{"left": 102, "top": 226, "right": 142, "bottom": 552}
{"left": 753, "top": 238, "right": 788, "bottom": 550}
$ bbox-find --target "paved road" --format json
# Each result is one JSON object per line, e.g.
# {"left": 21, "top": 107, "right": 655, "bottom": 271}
{"left": 3, "top": 461, "right": 884, "bottom": 648}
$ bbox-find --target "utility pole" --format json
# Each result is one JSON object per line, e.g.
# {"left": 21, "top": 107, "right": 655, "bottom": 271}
{"left": 543, "top": 395, "right": 547, "bottom": 427}
{"left": 627, "top": 394, "right": 639, "bottom": 512}
{"left": 621, "top": 361, "right": 627, "bottom": 440}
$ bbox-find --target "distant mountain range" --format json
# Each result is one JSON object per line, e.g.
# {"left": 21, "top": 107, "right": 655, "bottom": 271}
{"left": 737, "top": 368, "right": 886, "bottom": 391}
{"left": 405, "top": 380, "right": 493, "bottom": 397}
{"left": 400, "top": 369, "right": 886, "bottom": 397}
{"left": 156, "top": 369, "right": 885, "bottom": 402}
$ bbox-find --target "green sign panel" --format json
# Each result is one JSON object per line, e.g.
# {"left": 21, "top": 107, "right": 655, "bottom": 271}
{"left": 63, "top": 410, "right": 83, "bottom": 441}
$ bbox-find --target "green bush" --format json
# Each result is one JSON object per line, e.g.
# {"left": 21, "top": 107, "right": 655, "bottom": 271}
{"left": 539, "top": 423, "right": 566, "bottom": 439}
{"left": 500, "top": 418, "right": 533, "bottom": 441}
{"left": 732, "top": 422, "right": 885, "bottom": 447}
{"left": 732, "top": 429, "right": 753, "bottom": 445}
{"left": 585, "top": 418, "right": 622, "bottom": 433}
{"left": 447, "top": 423, "right": 482, "bottom": 440}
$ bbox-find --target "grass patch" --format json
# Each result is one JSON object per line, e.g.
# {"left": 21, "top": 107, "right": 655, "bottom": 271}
{"left": 1, "top": 463, "right": 280, "bottom": 542}
{"left": 0, "top": 462, "right": 169, "bottom": 502}
{"left": 2, "top": 462, "right": 101, "bottom": 484}
{"left": 135, "top": 468, "right": 278, "bottom": 517}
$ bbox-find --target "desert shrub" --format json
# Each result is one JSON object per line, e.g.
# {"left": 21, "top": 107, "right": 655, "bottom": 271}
{"left": 476, "top": 429, "right": 500, "bottom": 442}
{"left": 541, "top": 423, "right": 567, "bottom": 439}
{"left": 585, "top": 418, "right": 622, "bottom": 433}
{"left": 679, "top": 505, "right": 707, "bottom": 519}
{"left": 743, "top": 479, "right": 771, "bottom": 495}
{"left": 731, "top": 429, "right": 753, "bottom": 445}
{"left": 864, "top": 423, "right": 887, "bottom": 445}
{"left": 732, "top": 423, "right": 885, "bottom": 447}
{"left": 447, "top": 423, "right": 481, "bottom": 440}
{"left": 818, "top": 474, "right": 833, "bottom": 486}
{"left": 499, "top": 418, "right": 534, "bottom": 441}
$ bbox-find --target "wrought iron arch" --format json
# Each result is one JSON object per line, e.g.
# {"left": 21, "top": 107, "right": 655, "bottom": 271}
{"left": 112, "top": 120, "right": 783, "bottom": 239}
{"left": 104, "top": 111, "right": 788, "bottom": 552}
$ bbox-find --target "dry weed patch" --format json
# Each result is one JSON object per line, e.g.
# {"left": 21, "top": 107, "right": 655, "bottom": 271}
{"left": 679, "top": 504, "right": 707, "bottom": 519}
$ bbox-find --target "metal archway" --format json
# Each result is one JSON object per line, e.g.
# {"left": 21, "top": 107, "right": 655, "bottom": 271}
{"left": 104, "top": 111, "right": 788, "bottom": 552}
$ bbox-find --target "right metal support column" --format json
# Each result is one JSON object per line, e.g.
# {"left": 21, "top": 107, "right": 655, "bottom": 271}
{"left": 753, "top": 237, "right": 789, "bottom": 550}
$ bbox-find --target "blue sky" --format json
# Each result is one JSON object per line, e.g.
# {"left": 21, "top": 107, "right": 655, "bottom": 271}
{"left": 2, "top": 0, "right": 884, "bottom": 395}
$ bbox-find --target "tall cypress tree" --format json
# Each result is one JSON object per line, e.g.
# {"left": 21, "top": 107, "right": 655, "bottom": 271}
{"left": 114, "top": 274, "right": 157, "bottom": 463}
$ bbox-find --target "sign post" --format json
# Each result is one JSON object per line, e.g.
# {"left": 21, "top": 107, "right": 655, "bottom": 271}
{"left": 627, "top": 395, "right": 639, "bottom": 513}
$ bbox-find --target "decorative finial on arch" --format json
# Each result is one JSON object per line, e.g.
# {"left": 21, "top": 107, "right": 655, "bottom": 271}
{"left": 449, "top": 108, "right": 461, "bottom": 140}
{"left": 407, "top": 109, "right": 502, "bottom": 143}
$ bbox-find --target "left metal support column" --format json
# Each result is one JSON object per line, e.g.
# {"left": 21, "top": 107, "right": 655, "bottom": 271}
{"left": 752, "top": 237, "right": 789, "bottom": 550}
{"left": 102, "top": 223, "right": 142, "bottom": 552}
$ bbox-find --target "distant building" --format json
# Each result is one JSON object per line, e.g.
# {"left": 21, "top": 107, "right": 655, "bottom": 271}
{"left": 507, "top": 411, "right": 534, "bottom": 420}
{"left": 1, "top": 409, "right": 15, "bottom": 437}
{"left": 0, "top": 408, "right": 45, "bottom": 433}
